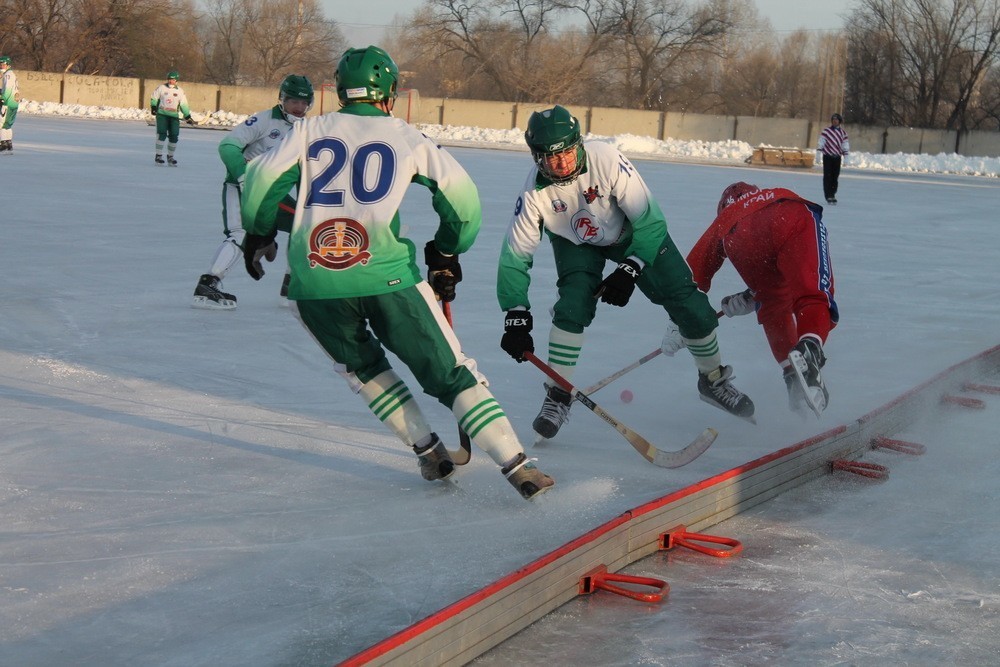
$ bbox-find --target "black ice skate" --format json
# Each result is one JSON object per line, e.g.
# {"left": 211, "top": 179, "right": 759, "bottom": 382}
{"left": 502, "top": 453, "right": 554, "bottom": 500}
{"left": 413, "top": 434, "right": 455, "bottom": 481}
{"left": 167, "top": 155, "right": 178, "bottom": 167}
{"left": 154, "top": 154, "right": 165, "bottom": 164}
{"left": 532, "top": 384, "right": 573, "bottom": 439}
{"left": 787, "top": 338, "right": 828, "bottom": 417}
{"left": 698, "top": 365, "right": 756, "bottom": 423}
{"left": 192, "top": 274, "right": 237, "bottom": 310}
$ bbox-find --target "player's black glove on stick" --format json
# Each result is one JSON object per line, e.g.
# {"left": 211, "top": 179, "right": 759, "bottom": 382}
{"left": 424, "top": 241, "right": 463, "bottom": 302}
{"left": 501, "top": 310, "right": 534, "bottom": 362}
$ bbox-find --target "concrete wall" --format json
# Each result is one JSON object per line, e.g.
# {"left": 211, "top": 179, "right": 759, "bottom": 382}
{"left": 959, "top": 129, "right": 1000, "bottom": 158}
{"left": 844, "top": 124, "right": 885, "bottom": 153}
{"left": 883, "top": 127, "right": 958, "bottom": 155}
{"left": 443, "top": 99, "right": 515, "bottom": 130}
{"left": 663, "top": 112, "right": 734, "bottom": 143}
{"left": 589, "top": 107, "right": 661, "bottom": 139}
{"left": 63, "top": 74, "right": 139, "bottom": 108}
{"left": 14, "top": 69, "right": 1000, "bottom": 158}
{"left": 736, "top": 115, "right": 811, "bottom": 149}
{"left": 20, "top": 71, "right": 63, "bottom": 104}
{"left": 218, "top": 85, "right": 279, "bottom": 117}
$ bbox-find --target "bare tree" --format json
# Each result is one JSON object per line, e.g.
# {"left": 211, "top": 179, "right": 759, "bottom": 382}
{"left": 0, "top": 0, "right": 73, "bottom": 71}
{"left": 597, "top": 0, "right": 730, "bottom": 110}
{"left": 845, "top": 0, "right": 1000, "bottom": 129}
{"left": 196, "top": 0, "right": 342, "bottom": 86}
{"left": 401, "top": 0, "right": 609, "bottom": 103}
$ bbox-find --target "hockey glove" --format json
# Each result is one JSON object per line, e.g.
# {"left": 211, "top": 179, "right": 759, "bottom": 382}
{"left": 596, "top": 259, "right": 642, "bottom": 307}
{"left": 423, "top": 240, "right": 463, "bottom": 303}
{"left": 150, "top": 105, "right": 158, "bottom": 115}
{"left": 720, "top": 289, "right": 756, "bottom": 317}
{"left": 660, "top": 321, "right": 686, "bottom": 356}
{"left": 185, "top": 116, "right": 196, "bottom": 126}
{"left": 243, "top": 233, "right": 278, "bottom": 281}
{"left": 501, "top": 310, "right": 534, "bottom": 362}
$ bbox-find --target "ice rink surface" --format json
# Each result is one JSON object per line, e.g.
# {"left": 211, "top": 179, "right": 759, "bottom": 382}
{"left": 1, "top": 116, "right": 998, "bottom": 666}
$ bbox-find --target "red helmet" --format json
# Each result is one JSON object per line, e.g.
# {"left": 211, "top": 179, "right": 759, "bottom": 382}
{"left": 717, "top": 182, "right": 757, "bottom": 215}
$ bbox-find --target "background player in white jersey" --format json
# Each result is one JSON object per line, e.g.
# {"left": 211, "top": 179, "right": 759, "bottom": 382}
{"left": 0, "top": 56, "right": 19, "bottom": 154}
{"left": 149, "top": 70, "right": 196, "bottom": 166}
{"left": 497, "top": 105, "right": 755, "bottom": 440}
{"left": 240, "top": 46, "right": 553, "bottom": 500}
{"left": 192, "top": 75, "right": 313, "bottom": 310}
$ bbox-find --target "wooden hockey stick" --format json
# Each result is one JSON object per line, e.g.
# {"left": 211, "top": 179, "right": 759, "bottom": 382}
{"left": 523, "top": 352, "right": 717, "bottom": 468}
{"left": 584, "top": 348, "right": 663, "bottom": 395}
{"left": 441, "top": 301, "right": 472, "bottom": 465}
{"left": 582, "top": 310, "right": 724, "bottom": 396}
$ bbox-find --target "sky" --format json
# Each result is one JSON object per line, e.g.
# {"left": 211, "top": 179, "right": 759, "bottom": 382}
{"left": 1, "top": 106, "right": 998, "bottom": 666}
{"left": 330, "top": 0, "right": 855, "bottom": 46}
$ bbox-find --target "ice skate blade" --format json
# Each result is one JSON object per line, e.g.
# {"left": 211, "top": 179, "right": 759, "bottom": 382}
{"left": 191, "top": 296, "right": 236, "bottom": 310}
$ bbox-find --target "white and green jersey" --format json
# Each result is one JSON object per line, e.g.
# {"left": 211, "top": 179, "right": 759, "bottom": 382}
{"left": 150, "top": 83, "right": 190, "bottom": 118}
{"left": 242, "top": 104, "right": 482, "bottom": 300}
{"left": 497, "top": 140, "right": 668, "bottom": 311}
{"left": 1, "top": 68, "right": 19, "bottom": 111}
{"left": 218, "top": 106, "right": 294, "bottom": 183}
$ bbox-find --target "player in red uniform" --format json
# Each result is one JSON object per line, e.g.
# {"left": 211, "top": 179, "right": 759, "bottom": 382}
{"left": 686, "top": 182, "right": 839, "bottom": 417}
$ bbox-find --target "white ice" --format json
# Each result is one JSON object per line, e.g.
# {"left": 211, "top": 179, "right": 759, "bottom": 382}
{"left": 1, "top": 113, "right": 998, "bottom": 666}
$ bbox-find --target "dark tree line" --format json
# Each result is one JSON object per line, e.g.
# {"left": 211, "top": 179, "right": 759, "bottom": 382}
{"left": 3, "top": 0, "right": 999, "bottom": 129}
{"left": 0, "top": 0, "right": 344, "bottom": 87}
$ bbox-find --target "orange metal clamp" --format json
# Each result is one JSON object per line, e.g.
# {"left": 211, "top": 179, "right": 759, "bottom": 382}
{"left": 578, "top": 565, "right": 668, "bottom": 603}
{"left": 660, "top": 524, "right": 743, "bottom": 558}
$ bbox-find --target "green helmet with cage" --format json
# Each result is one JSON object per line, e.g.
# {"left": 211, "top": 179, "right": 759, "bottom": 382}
{"left": 278, "top": 74, "right": 314, "bottom": 120}
{"left": 0, "top": 56, "right": 12, "bottom": 68}
{"left": 524, "top": 105, "right": 586, "bottom": 184}
{"left": 335, "top": 46, "right": 399, "bottom": 106}
{"left": 167, "top": 70, "right": 179, "bottom": 80}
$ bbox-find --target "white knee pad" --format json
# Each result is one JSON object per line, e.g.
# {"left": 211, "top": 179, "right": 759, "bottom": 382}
{"left": 359, "top": 370, "right": 431, "bottom": 447}
{"left": 452, "top": 383, "right": 523, "bottom": 466}
{"left": 209, "top": 236, "right": 244, "bottom": 279}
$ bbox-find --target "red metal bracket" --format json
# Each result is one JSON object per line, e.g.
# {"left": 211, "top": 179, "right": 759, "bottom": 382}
{"left": 941, "top": 394, "right": 986, "bottom": 409}
{"left": 831, "top": 459, "right": 889, "bottom": 479}
{"left": 963, "top": 382, "right": 1000, "bottom": 395}
{"left": 871, "top": 436, "right": 926, "bottom": 455}
{"left": 659, "top": 524, "right": 743, "bottom": 558}
{"left": 578, "top": 565, "right": 668, "bottom": 603}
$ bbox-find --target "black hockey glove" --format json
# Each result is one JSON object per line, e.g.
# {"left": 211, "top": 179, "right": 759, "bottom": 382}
{"left": 423, "top": 240, "right": 463, "bottom": 302}
{"left": 185, "top": 116, "right": 196, "bottom": 126}
{"left": 150, "top": 105, "right": 158, "bottom": 115}
{"left": 596, "top": 259, "right": 642, "bottom": 307}
{"left": 243, "top": 232, "right": 278, "bottom": 281}
{"left": 501, "top": 310, "right": 534, "bottom": 363}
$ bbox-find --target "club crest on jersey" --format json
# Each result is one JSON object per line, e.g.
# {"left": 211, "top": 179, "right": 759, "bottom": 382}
{"left": 552, "top": 199, "right": 567, "bottom": 213}
{"left": 571, "top": 210, "right": 605, "bottom": 243}
{"left": 269, "top": 129, "right": 281, "bottom": 139}
{"left": 307, "top": 218, "right": 372, "bottom": 269}
{"left": 583, "top": 185, "right": 602, "bottom": 204}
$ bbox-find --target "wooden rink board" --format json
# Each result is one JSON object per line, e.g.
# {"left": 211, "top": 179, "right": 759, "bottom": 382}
{"left": 340, "top": 345, "right": 1000, "bottom": 666}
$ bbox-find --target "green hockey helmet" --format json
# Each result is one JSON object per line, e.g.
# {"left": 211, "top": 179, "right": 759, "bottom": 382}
{"left": 524, "top": 105, "right": 586, "bottom": 184}
{"left": 167, "top": 70, "right": 179, "bottom": 80}
{"left": 335, "top": 46, "right": 399, "bottom": 105}
{"left": 279, "top": 74, "right": 314, "bottom": 120}
{"left": 0, "top": 56, "right": 11, "bottom": 67}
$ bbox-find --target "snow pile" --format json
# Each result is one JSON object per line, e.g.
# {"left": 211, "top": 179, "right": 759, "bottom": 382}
{"left": 18, "top": 99, "right": 1000, "bottom": 177}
